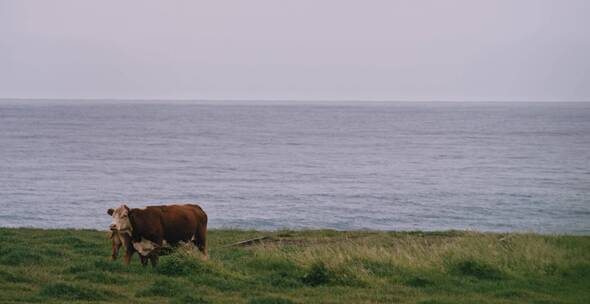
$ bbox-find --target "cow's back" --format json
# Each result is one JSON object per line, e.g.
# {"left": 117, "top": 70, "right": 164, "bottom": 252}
{"left": 159, "top": 205, "right": 201, "bottom": 244}
{"left": 130, "top": 204, "right": 206, "bottom": 246}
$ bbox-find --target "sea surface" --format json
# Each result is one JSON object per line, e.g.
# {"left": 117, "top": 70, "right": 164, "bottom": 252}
{"left": 0, "top": 100, "right": 589, "bottom": 234}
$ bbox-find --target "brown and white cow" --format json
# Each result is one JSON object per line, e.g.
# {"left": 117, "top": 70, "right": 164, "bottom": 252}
{"left": 107, "top": 204, "right": 208, "bottom": 266}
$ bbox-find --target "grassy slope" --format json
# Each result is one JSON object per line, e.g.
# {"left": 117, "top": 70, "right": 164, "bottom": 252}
{"left": 0, "top": 228, "right": 589, "bottom": 304}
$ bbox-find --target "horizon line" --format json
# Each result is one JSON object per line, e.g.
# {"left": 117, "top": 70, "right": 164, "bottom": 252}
{"left": 1, "top": 97, "right": 589, "bottom": 103}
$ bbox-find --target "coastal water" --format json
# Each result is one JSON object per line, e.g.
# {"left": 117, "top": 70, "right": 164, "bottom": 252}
{"left": 0, "top": 101, "right": 589, "bottom": 233}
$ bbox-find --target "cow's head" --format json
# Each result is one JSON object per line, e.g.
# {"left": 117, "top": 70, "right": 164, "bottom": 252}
{"left": 107, "top": 204, "right": 132, "bottom": 233}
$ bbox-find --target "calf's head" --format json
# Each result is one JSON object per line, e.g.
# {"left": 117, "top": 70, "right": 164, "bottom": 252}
{"left": 133, "top": 238, "right": 159, "bottom": 257}
{"left": 107, "top": 204, "right": 132, "bottom": 233}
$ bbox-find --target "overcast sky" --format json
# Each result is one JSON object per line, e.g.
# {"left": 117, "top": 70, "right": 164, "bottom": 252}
{"left": 1, "top": 0, "right": 589, "bottom": 101}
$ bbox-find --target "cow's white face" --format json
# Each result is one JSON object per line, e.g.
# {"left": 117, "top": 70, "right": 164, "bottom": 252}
{"left": 107, "top": 204, "right": 132, "bottom": 233}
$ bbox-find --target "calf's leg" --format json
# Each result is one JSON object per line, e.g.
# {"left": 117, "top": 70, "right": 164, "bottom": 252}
{"left": 149, "top": 255, "right": 159, "bottom": 267}
{"left": 110, "top": 233, "right": 122, "bottom": 260}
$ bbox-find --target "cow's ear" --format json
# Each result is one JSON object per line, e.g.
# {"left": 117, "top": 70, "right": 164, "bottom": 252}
{"left": 107, "top": 208, "right": 114, "bottom": 215}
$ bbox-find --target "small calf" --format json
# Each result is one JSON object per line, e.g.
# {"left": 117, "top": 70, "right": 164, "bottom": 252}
{"left": 109, "top": 230, "right": 150, "bottom": 265}
{"left": 132, "top": 238, "right": 160, "bottom": 267}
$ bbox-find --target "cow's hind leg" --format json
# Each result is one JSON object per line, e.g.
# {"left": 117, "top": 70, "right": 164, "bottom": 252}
{"left": 194, "top": 223, "right": 208, "bottom": 259}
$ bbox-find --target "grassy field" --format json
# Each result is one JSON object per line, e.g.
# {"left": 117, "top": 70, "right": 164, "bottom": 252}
{"left": 0, "top": 228, "right": 589, "bottom": 304}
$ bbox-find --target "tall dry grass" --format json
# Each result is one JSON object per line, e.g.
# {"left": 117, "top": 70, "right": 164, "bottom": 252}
{"left": 251, "top": 232, "right": 575, "bottom": 282}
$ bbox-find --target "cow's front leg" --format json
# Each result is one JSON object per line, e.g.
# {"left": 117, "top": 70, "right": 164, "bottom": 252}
{"left": 124, "top": 251, "right": 134, "bottom": 265}
{"left": 123, "top": 238, "right": 135, "bottom": 265}
{"left": 121, "top": 234, "right": 135, "bottom": 265}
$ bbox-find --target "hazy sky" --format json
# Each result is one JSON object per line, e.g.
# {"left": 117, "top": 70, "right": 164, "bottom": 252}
{"left": 1, "top": 0, "right": 589, "bottom": 101}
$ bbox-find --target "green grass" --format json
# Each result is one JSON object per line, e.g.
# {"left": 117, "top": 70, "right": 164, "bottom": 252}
{"left": 0, "top": 228, "right": 588, "bottom": 303}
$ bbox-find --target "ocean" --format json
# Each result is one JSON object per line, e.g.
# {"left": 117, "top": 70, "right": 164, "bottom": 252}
{"left": 0, "top": 100, "right": 589, "bottom": 233}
